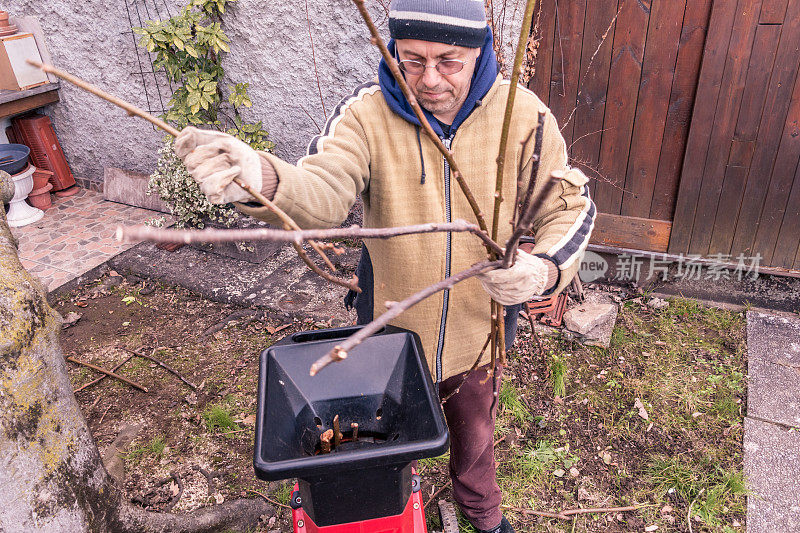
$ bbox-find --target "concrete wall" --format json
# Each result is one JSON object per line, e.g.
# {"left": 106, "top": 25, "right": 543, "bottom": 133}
{"left": 10, "top": 0, "right": 522, "bottom": 183}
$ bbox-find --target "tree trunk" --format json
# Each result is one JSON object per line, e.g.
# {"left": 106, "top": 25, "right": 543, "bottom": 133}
{"left": 0, "top": 173, "right": 271, "bottom": 532}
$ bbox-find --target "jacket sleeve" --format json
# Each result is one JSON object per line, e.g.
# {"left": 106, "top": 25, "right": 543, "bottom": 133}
{"left": 235, "top": 85, "right": 375, "bottom": 229}
{"left": 528, "top": 111, "right": 596, "bottom": 295}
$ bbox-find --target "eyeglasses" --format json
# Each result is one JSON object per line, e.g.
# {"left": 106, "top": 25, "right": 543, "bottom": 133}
{"left": 397, "top": 58, "right": 468, "bottom": 76}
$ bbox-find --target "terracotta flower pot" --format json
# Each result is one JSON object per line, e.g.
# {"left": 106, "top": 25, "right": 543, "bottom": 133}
{"left": 0, "top": 12, "right": 9, "bottom": 26}
{"left": 54, "top": 184, "right": 80, "bottom": 198}
{"left": 32, "top": 168, "right": 53, "bottom": 190}
{"left": 28, "top": 182, "right": 53, "bottom": 210}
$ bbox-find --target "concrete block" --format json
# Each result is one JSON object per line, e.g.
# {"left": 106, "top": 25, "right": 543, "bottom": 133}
{"left": 103, "top": 167, "right": 169, "bottom": 214}
{"left": 746, "top": 311, "right": 800, "bottom": 427}
{"left": 747, "top": 312, "right": 800, "bottom": 366}
{"left": 564, "top": 302, "right": 617, "bottom": 336}
{"left": 744, "top": 418, "right": 800, "bottom": 533}
{"left": 748, "top": 358, "right": 800, "bottom": 428}
{"left": 581, "top": 315, "right": 617, "bottom": 349}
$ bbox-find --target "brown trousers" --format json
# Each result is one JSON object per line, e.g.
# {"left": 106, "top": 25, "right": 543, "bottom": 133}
{"left": 438, "top": 364, "right": 503, "bottom": 531}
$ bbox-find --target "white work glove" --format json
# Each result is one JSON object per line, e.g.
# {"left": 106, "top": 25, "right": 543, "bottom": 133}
{"left": 173, "top": 126, "right": 262, "bottom": 204}
{"left": 477, "top": 250, "right": 551, "bottom": 305}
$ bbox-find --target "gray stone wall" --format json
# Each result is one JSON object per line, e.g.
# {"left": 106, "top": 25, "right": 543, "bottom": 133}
{"left": 10, "top": 0, "right": 522, "bottom": 183}
{"left": 9, "top": 0, "right": 386, "bottom": 182}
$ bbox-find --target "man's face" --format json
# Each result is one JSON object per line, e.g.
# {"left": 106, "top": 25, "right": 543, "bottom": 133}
{"left": 395, "top": 39, "right": 481, "bottom": 123}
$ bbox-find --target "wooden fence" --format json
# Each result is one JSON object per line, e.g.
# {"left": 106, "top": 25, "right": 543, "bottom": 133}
{"left": 529, "top": 0, "right": 800, "bottom": 273}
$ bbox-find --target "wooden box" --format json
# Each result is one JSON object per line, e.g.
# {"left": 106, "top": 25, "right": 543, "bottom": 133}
{"left": 0, "top": 33, "right": 48, "bottom": 91}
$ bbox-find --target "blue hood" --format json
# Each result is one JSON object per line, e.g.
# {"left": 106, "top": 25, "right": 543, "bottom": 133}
{"left": 378, "top": 29, "right": 499, "bottom": 137}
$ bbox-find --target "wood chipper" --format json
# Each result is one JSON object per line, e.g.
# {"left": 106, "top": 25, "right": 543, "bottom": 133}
{"left": 254, "top": 326, "right": 450, "bottom": 532}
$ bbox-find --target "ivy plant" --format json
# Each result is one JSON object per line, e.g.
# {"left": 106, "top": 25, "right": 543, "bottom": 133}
{"left": 136, "top": 0, "right": 275, "bottom": 227}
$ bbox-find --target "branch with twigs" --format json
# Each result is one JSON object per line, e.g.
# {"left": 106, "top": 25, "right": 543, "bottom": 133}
{"left": 27, "top": 59, "right": 357, "bottom": 293}
{"left": 351, "top": 0, "right": 490, "bottom": 241}
{"left": 501, "top": 503, "right": 641, "bottom": 521}
{"left": 30, "top": 1, "right": 561, "bottom": 380}
{"left": 507, "top": 111, "right": 547, "bottom": 267}
{"left": 118, "top": 219, "right": 502, "bottom": 256}
{"left": 310, "top": 259, "right": 503, "bottom": 376}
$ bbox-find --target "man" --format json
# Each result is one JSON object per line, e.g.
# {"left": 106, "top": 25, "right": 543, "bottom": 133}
{"left": 175, "top": 1, "right": 595, "bottom": 530}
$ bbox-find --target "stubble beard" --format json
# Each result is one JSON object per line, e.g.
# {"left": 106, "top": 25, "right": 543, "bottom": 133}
{"left": 415, "top": 83, "right": 460, "bottom": 117}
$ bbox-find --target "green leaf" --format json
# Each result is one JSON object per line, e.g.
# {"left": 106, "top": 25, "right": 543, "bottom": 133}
{"left": 216, "top": 38, "right": 230, "bottom": 53}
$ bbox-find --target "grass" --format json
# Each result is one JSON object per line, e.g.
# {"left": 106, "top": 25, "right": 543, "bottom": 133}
{"left": 270, "top": 481, "right": 295, "bottom": 506}
{"left": 499, "top": 382, "right": 532, "bottom": 426}
{"left": 549, "top": 352, "right": 567, "bottom": 397}
{"left": 478, "top": 296, "right": 747, "bottom": 531}
{"left": 647, "top": 455, "right": 747, "bottom": 527}
{"left": 203, "top": 402, "right": 239, "bottom": 434}
{"left": 127, "top": 435, "right": 166, "bottom": 460}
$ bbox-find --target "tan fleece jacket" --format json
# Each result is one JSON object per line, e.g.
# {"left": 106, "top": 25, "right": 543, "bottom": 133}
{"left": 238, "top": 75, "right": 596, "bottom": 381}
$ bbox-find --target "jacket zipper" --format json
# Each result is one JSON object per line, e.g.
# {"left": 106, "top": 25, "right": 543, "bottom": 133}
{"left": 435, "top": 134, "right": 455, "bottom": 383}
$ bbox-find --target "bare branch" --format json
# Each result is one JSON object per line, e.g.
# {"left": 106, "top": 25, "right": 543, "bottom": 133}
{"left": 351, "top": 0, "right": 491, "bottom": 244}
{"left": 440, "top": 334, "right": 492, "bottom": 404}
{"left": 501, "top": 503, "right": 641, "bottom": 520}
{"left": 559, "top": 0, "right": 626, "bottom": 131}
{"left": 118, "top": 346, "right": 197, "bottom": 390}
{"left": 66, "top": 356, "right": 148, "bottom": 393}
{"left": 28, "top": 60, "right": 352, "bottom": 289}
{"left": 304, "top": 0, "right": 327, "bottom": 119}
{"left": 492, "top": 0, "right": 539, "bottom": 245}
{"left": 118, "top": 219, "right": 504, "bottom": 256}
{"left": 310, "top": 260, "right": 504, "bottom": 376}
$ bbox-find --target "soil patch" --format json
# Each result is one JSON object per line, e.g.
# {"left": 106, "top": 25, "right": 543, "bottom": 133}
{"left": 58, "top": 275, "right": 746, "bottom": 532}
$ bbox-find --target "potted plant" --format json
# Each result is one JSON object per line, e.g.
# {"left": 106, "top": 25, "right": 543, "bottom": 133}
{"left": 137, "top": 0, "right": 279, "bottom": 263}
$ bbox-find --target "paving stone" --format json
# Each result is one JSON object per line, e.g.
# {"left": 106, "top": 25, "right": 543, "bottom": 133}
{"left": 748, "top": 358, "right": 800, "bottom": 428}
{"left": 744, "top": 418, "right": 800, "bottom": 533}
{"left": 746, "top": 312, "right": 800, "bottom": 427}
{"left": 747, "top": 311, "right": 800, "bottom": 366}
{"left": 11, "top": 189, "right": 173, "bottom": 291}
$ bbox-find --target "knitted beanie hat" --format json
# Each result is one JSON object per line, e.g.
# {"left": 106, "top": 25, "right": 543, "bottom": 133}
{"left": 389, "top": 0, "right": 488, "bottom": 48}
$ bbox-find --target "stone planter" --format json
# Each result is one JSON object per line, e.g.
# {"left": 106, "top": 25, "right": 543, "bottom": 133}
{"left": 190, "top": 216, "right": 283, "bottom": 264}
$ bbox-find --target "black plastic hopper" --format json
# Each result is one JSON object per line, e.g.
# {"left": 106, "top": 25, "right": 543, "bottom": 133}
{"left": 254, "top": 325, "right": 449, "bottom": 527}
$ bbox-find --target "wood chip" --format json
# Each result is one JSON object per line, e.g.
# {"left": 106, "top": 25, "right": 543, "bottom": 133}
{"left": 634, "top": 397, "right": 649, "bottom": 420}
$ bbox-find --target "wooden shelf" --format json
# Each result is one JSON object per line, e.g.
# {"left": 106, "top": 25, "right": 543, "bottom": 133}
{"left": 0, "top": 81, "right": 59, "bottom": 118}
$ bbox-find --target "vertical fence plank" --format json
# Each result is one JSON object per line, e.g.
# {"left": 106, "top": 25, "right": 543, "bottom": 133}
{"left": 708, "top": 23, "right": 781, "bottom": 255}
{"left": 547, "top": 0, "right": 587, "bottom": 146}
{"left": 530, "top": 0, "right": 557, "bottom": 104}
{"left": 593, "top": 0, "right": 651, "bottom": 215}
{"left": 571, "top": 0, "right": 620, "bottom": 199}
{"left": 751, "top": 68, "right": 800, "bottom": 264}
{"left": 760, "top": 0, "right": 789, "bottom": 23}
{"left": 689, "top": 0, "right": 761, "bottom": 256}
{"left": 730, "top": 0, "right": 800, "bottom": 257}
{"left": 620, "top": 0, "right": 687, "bottom": 219}
{"left": 668, "top": 0, "right": 740, "bottom": 254}
{"left": 651, "top": 0, "right": 713, "bottom": 221}
{"left": 774, "top": 163, "right": 800, "bottom": 269}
